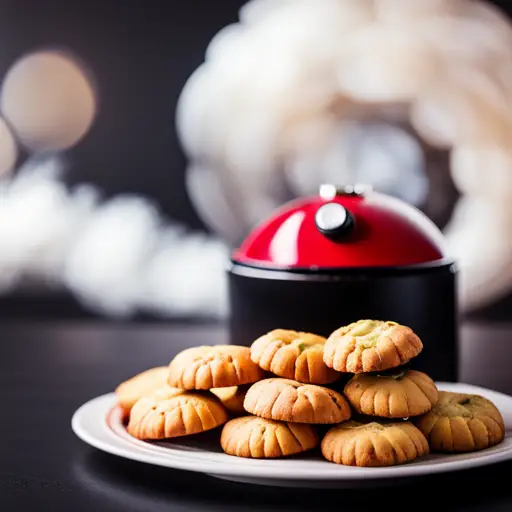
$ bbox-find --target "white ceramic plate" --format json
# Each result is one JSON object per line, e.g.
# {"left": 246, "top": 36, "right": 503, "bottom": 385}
{"left": 72, "top": 383, "right": 512, "bottom": 488}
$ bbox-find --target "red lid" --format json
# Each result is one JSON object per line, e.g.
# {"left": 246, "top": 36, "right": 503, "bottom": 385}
{"left": 233, "top": 185, "right": 446, "bottom": 269}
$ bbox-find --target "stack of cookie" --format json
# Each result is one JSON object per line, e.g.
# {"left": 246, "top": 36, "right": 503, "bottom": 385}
{"left": 115, "top": 320, "right": 505, "bottom": 467}
{"left": 321, "top": 320, "right": 435, "bottom": 465}
{"left": 321, "top": 319, "right": 505, "bottom": 465}
{"left": 120, "top": 346, "right": 265, "bottom": 441}
{"left": 223, "top": 329, "right": 351, "bottom": 458}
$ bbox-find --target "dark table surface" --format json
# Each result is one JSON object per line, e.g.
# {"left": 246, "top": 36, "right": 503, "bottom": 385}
{"left": 2, "top": 320, "right": 512, "bottom": 511}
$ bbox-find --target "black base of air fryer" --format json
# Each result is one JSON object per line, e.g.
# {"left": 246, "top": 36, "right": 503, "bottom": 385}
{"left": 228, "top": 260, "right": 458, "bottom": 382}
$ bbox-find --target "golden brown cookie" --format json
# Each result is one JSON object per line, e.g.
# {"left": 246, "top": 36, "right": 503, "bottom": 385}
{"left": 220, "top": 416, "right": 319, "bottom": 458}
{"left": 323, "top": 320, "right": 423, "bottom": 373}
{"left": 168, "top": 345, "right": 265, "bottom": 390}
{"left": 321, "top": 420, "right": 429, "bottom": 467}
{"left": 415, "top": 391, "right": 505, "bottom": 452}
{"left": 250, "top": 329, "right": 340, "bottom": 385}
{"left": 210, "top": 385, "right": 250, "bottom": 415}
{"left": 244, "top": 378, "right": 351, "bottom": 424}
{"left": 344, "top": 369, "right": 438, "bottom": 418}
{"left": 127, "top": 386, "right": 229, "bottom": 440}
{"left": 115, "top": 367, "right": 170, "bottom": 419}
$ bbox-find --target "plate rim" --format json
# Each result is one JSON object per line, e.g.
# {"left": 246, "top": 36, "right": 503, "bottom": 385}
{"left": 72, "top": 382, "right": 512, "bottom": 481}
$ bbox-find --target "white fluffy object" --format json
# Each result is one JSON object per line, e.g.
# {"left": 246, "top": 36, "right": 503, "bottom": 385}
{"left": 141, "top": 232, "right": 228, "bottom": 318}
{"left": 177, "top": 0, "right": 512, "bottom": 312}
{"left": 0, "top": 158, "right": 228, "bottom": 319}
{"left": 0, "top": 158, "right": 97, "bottom": 290}
{"left": 63, "top": 195, "right": 161, "bottom": 316}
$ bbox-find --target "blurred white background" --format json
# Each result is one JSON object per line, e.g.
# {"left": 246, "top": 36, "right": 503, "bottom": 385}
{"left": 1, "top": 0, "right": 512, "bottom": 321}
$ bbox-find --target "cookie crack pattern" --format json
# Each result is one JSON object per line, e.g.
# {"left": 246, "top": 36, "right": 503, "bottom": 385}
{"left": 338, "top": 346, "right": 350, "bottom": 372}
{"left": 179, "top": 403, "right": 193, "bottom": 435}
{"left": 248, "top": 422, "right": 260, "bottom": 457}
{"left": 339, "top": 340, "right": 354, "bottom": 371}
{"left": 161, "top": 404, "right": 170, "bottom": 435}
{"left": 266, "top": 341, "right": 284, "bottom": 370}
{"left": 191, "top": 365, "right": 199, "bottom": 390}
{"left": 421, "top": 414, "right": 437, "bottom": 437}
{"left": 234, "top": 427, "right": 246, "bottom": 456}
{"left": 262, "top": 426, "right": 270, "bottom": 458}
{"left": 305, "top": 353, "right": 312, "bottom": 383}
{"left": 268, "top": 345, "right": 283, "bottom": 376}
{"left": 480, "top": 419, "right": 490, "bottom": 448}
{"left": 389, "top": 337, "right": 405, "bottom": 364}
{"left": 269, "top": 391, "right": 283, "bottom": 420}
{"left": 374, "top": 345, "right": 385, "bottom": 367}
{"left": 382, "top": 432, "right": 399, "bottom": 465}
{"left": 288, "top": 391, "right": 301, "bottom": 422}
{"left": 408, "top": 376, "right": 427, "bottom": 397}
{"left": 274, "top": 429, "right": 285, "bottom": 456}
{"left": 346, "top": 435, "right": 359, "bottom": 466}
{"left": 459, "top": 419, "right": 475, "bottom": 451}
{"left": 139, "top": 407, "right": 155, "bottom": 438}
{"left": 446, "top": 418, "right": 455, "bottom": 451}
{"left": 232, "top": 358, "right": 241, "bottom": 382}
{"left": 379, "top": 388, "right": 390, "bottom": 417}
{"left": 353, "top": 437, "right": 364, "bottom": 466}
{"left": 404, "top": 390, "right": 412, "bottom": 417}
{"left": 192, "top": 402, "right": 204, "bottom": 432}
{"left": 198, "top": 403, "right": 211, "bottom": 431}
{"left": 360, "top": 387, "right": 375, "bottom": 415}
{"left": 301, "top": 390, "right": 316, "bottom": 422}
{"left": 411, "top": 334, "right": 423, "bottom": 352}
{"left": 329, "top": 393, "right": 343, "bottom": 413}
{"left": 407, "top": 426, "right": 425, "bottom": 454}
{"left": 487, "top": 415, "right": 504, "bottom": 431}
{"left": 479, "top": 416, "right": 499, "bottom": 443}
{"left": 206, "top": 362, "right": 215, "bottom": 388}
{"left": 231, "top": 418, "right": 249, "bottom": 450}
{"left": 287, "top": 424, "right": 305, "bottom": 450}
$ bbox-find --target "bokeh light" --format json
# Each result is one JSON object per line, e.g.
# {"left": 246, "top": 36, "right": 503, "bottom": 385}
{"left": 0, "top": 50, "right": 97, "bottom": 152}
{"left": 0, "top": 117, "right": 18, "bottom": 176}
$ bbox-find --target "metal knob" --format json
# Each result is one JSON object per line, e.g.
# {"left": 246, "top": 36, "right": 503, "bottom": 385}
{"left": 315, "top": 202, "right": 355, "bottom": 240}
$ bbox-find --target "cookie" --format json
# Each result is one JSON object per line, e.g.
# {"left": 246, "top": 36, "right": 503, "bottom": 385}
{"left": 250, "top": 329, "right": 340, "bottom": 384}
{"left": 344, "top": 369, "right": 438, "bottom": 418}
{"left": 168, "top": 345, "right": 265, "bottom": 390}
{"left": 323, "top": 320, "right": 423, "bottom": 373}
{"left": 127, "top": 386, "right": 229, "bottom": 440}
{"left": 415, "top": 391, "right": 505, "bottom": 452}
{"left": 210, "top": 385, "right": 250, "bottom": 415}
{"left": 115, "top": 367, "right": 170, "bottom": 418}
{"left": 321, "top": 420, "right": 429, "bottom": 467}
{"left": 244, "top": 378, "right": 351, "bottom": 424}
{"left": 221, "top": 416, "right": 319, "bottom": 458}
